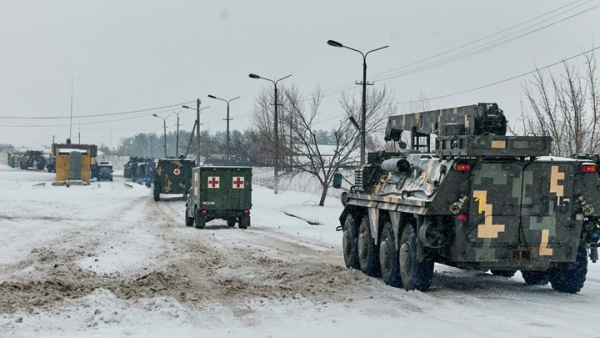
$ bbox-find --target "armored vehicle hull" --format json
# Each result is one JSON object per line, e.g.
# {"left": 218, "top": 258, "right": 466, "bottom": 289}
{"left": 337, "top": 103, "right": 600, "bottom": 293}
{"left": 185, "top": 166, "right": 252, "bottom": 229}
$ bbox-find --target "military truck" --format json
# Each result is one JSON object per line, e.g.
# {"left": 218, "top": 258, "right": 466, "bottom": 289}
{"left": 96, "top": 161, "right": 113, "bottom": 181}
{"left": 185, "top": 166, "right": 252, "bottom": 229}
{"left": 124, "top": 156, "right": 153, "bottom": 179}
{"left": 334, "top": 103, "right": 600, "bottom": 293}
{"left": 153, "top": 158, "right": 195, "bottom": 201}
{"left": 19, "top": 150, "right": 46, "bottom": 170}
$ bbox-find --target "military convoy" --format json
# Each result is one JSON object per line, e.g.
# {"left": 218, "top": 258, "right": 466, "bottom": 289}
{"left": 185, "top": 166, "right": 252, "bottom": 229}
{"left": 334, "top": 103, "right": 600, "bottom": 293}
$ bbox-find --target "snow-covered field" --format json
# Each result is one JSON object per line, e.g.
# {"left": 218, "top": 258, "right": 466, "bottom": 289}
{"left": 1, "top": 164, "right": 599, "bottom": 338}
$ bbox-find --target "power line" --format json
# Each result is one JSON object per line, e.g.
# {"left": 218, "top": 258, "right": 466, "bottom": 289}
{"left": 0, "top": 101, "right": 195, "bottom": 120}
{"left": 320, "top": 1, "right": 598, "bottom": 99}
{"left": 375, "top": 3, "right": 600, "bottom": 83}
{"left": 312, "top": 46, "right": 600, "bottom": 125}
{"left": 396, "top": 46, "right": 600, "bottom": 105}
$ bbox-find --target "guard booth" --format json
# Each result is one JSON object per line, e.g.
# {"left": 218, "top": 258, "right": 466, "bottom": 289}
{"left": 53, "top": 149, "right": 91, "bottom": 185}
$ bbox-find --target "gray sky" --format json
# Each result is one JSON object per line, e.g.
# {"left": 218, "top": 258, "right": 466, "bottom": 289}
{"left": 1, "top": 0, "right": 599, "bottom": 149}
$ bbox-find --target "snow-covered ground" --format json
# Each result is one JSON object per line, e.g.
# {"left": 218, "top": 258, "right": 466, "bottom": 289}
{"left": 0, "top": 164, "right": 599, "bottom": 338}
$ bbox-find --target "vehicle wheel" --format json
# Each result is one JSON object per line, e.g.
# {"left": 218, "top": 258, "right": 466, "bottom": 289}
{"left": 342, "top": 213, "right": 360, "bottom": 269}
{"left": 227, "top": 218, "right": 236, "bottom": 228}
{"left": 550, "top": 246, "right": 588, "bottom": 293}
{"left": 153, "top": 183, "right": 160, "bottom": 201}
{"left": 358, "top": 215, "right": 380, "bottom": 277}
{"left": 239, "top": 215, "right": 250, "bottom": 229}
{"left": 185, "top": 206, "right": 194, "bottom": 227}
{"left": 379, "top": 221, "right": 401, "bottom": 287}
{"left": 399, "top": 225, "right": 434, "bottom": 291}
{"left": 194, "top": 209, "right": 205, "bottom": 229}
{"left": 521, "top": 270, "right": 550, "bottom": 285}
{"left": 490, "top": 270, "right": 516, "bottom": 278}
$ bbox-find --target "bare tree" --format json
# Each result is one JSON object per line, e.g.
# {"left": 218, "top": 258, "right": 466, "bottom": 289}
{"left": 283, "top": 86, "right": 360, "bottom": 206}
{"left": 340, "top": 86, "right": 397, "bottom": 152}
{"left": 520, "top": 50, "right": 599, "bottom": 156}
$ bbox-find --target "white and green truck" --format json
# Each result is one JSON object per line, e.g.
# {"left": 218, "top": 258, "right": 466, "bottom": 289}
{"left": 185, "top": 166, "right": 252, "bottom": 229}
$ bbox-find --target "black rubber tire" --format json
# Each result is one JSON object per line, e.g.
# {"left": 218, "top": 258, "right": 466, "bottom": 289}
{"left": 358, "top": 215, "right": 380, "bottom": 277}
{"left": 521, "top": 270, "right": 550, "bottom": 285}
{"left": 239, "top": 215, "right": 250, "bottom": 229}
{"left": 490, "top": 270, "right": 517, "bottom": 278}
{"left": 379, "top": 221, "right": 401, "bottom": 287}
{"left": 153, "top": 183, "right": 160, "bottom": 201}
{"left": 550, "top": 247, "right": 588, "bottom": 293}
{"left": 194, "top": 209, "right": 206, "bottom": 229}
{"left": 185, "top": 207, "right": 194, "bottom": 227}
{"left": 399, "top": 225, "right": 434, "bottom": 291}
{"left": 342, "top": 213, "right": 360, "bottom": 269}
{"left": 227, "top": 218, "right": 236, "bottom": 228}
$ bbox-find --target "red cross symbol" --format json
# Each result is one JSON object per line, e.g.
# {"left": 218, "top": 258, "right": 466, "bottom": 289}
{"left": 233, "top": 176, "right": 244, "bottom": 189}
{"left": 208, "top": 176, "right": 220, "bottom": 188}
{"left": 173, "top": 168, "right": 181, "bottom": 175}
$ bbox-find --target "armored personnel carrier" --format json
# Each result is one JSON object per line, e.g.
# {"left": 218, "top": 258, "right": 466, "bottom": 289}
{"left": 335, "top": 103, "right": 600, "bottom": 293}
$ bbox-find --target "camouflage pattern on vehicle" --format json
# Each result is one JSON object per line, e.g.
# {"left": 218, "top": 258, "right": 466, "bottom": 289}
{"left": 153, "top": 158, "right": 195, "bottom": 201}
{"left": 335, "top": 103, "right": 600, "bottom": 293}
{"left": 123, "top": 156, "right": 153, "bottom": 179}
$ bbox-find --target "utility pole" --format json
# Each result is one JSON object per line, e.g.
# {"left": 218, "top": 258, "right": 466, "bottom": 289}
{"left": 208, "top": 95, "right": 240, "bottom": 164}
{"left": 182, "top": 102, "right": 208, "bottom": 166}
{"left": 173, "top": 111, "right": 181, "bottom": 156}
{"left": 196, "top": 99, "right": 200, "bottom": 165}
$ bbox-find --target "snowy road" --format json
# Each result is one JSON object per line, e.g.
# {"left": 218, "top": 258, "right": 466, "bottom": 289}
{"left": 0, "top": 166, "right": 598, "bottom": 338}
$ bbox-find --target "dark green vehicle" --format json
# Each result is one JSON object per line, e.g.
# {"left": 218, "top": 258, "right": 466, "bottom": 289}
{"left": 335, "top": 103, "right": 600, "bottom": 293}
{"left": 153, "top": 158, "right": 195, "bottom": 201}
{"left": 185, "top": 166, "right": 252, "bottom": 229}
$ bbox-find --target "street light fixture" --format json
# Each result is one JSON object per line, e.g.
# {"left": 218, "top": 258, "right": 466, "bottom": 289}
{"left": 327, "top": 39, "right": 389, "bottom": 166}
{"left": 249, "top": 73, "right": 292, "bottom": 194}
{"left": 208, "top": 94, "right": 240, "bottom": 164}
{"left": 152, "top": 113, "right": 170, "bottom": 158}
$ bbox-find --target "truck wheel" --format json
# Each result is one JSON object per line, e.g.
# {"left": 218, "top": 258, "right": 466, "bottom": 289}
{"left": 521, "top": 270, "right": 550, "bottom": 285}
{"left": 194, "top": 209, "right": 206, "bottom": 229}
{"left": 379, "top": 221, "right": 401, "bottom": 287}
{"left": 399, "top": 225, "right": 434, "bottom": 291}
{"left": 550, "top": 246, "right": 588, "bottom": 293}
{"left": 239, "top": 215, "right": 250, "bottom": 229}
{"left": 490, "top": 270, "right": 516, "bottom": 278}
{"left": 185, "top": 207, "right": 194, "bottom": 227}
{"left": 227, "top": 218, "right": 236, "bottom": 228}
{"left": 153, "top": 184, "right": 161, "bottom": 201}
{"left": 358, "top": 215, "right": 380, "bottom": 277}
{"left": 342, "top": 213, "right": 360, "bottom": 269}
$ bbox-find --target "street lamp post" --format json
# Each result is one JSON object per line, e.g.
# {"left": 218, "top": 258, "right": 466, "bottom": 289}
{"left": 327, "top": 39, "right": 389, "bottom": 166}
{"left": 249, "top": 73, "right": 292, "bottom": 194}
{"left": 152, "top": 113, "right": 170, "bottom": 158}
{"left": 208, "top": 94, "right": 240, "bottom": 164}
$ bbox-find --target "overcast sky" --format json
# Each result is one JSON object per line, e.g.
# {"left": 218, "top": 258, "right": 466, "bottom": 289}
{"left": 1, "top": 0, "right": 599, "bottom": 149}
